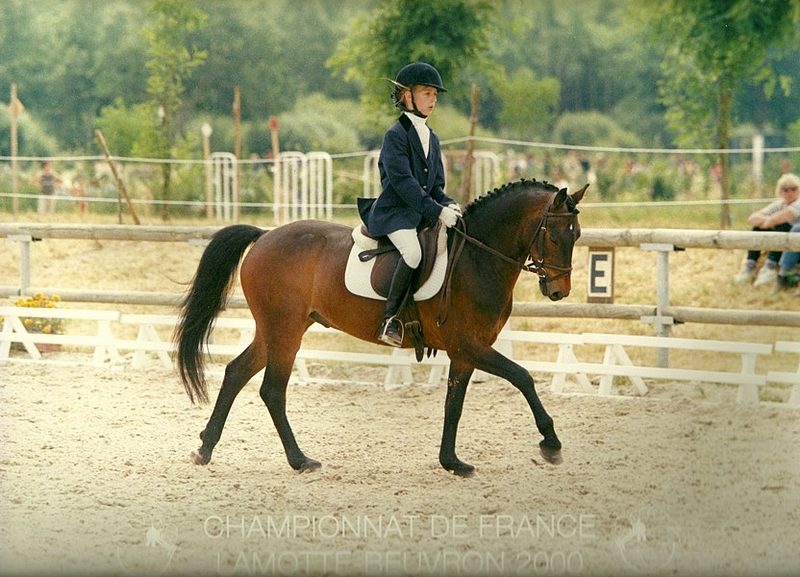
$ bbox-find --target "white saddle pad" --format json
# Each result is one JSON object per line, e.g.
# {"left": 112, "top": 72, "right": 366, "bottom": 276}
{"left": 344, "top": 226, "right": 448, "bottom": 301}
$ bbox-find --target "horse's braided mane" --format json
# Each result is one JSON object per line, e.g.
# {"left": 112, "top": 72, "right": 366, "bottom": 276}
{"left": 463, "top": 178, "right": 562, "bottom": 216}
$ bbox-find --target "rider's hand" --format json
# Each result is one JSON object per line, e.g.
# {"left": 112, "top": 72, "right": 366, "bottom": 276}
{"left": 449, "top": 203, "right": 463, "bottom": 216}
{"left": 439, "top": 205, "right": 460, "bottom": 228}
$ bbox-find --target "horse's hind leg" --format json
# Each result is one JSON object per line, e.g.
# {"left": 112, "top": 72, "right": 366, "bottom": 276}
{"left": 260, "top": 340, "right": 320, "bottom": 472}
{"left": 191, "top": 340, "right": 266, "bottom": 465}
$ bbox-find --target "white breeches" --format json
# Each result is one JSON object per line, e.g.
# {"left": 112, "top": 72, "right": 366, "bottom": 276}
{"left": 387, "top": 228, "right": 422, "bottom": 269}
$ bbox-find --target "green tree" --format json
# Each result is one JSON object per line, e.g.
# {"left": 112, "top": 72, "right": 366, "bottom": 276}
{"left": 144, "top": 0, "right": 207, "bottom": 219}
{"left": 552, "top": 111, "right": 641, "bottom": 148}
{"left": 642, "top": 0, "right": 800, "bottom": 227}
{"left": 96, "top": 99, "right": 160, "bottom": 158}
{"left": 328, "top": 0, "right": 496, "bottom": 126}
{"left": 495, "top": 67, "right": 560, "bottom": 140}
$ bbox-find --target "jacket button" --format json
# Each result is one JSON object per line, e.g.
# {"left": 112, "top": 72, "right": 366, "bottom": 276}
{"left": 423, "top": 167, "right": 428, "bottom": 173}
{"left": 423, "top": 185, "right": 428, "bottom": 190}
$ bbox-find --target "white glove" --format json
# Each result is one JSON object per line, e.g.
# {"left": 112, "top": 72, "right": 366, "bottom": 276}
{"left": 439, "top": 205, "right": 460, "bottom": 228}
{"left": 449, "top": 203, "right": 463, "bottom": 216}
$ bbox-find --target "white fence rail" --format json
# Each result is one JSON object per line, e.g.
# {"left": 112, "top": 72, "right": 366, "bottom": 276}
{"left": 2, "top": 223, "right": 799, "bottom": 328}
{"left": 1, "top": 306, "right": 798, "bottom": 407}
{"left": 1, "top": 223, "right": 798, "bottom": 406}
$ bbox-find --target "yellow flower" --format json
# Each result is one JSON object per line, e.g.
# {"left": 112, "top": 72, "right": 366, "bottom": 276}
{"left": 13, "top": 294, "right": 65, "bottom": 335}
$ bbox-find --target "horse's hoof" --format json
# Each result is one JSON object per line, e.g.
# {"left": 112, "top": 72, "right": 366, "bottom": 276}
{"left": 295, "top": 458, "right": 322, "bottom": 473}
{"left": 191, "top": 449, "right": 211, "bottom": 465}
{"left": 443, "top": 460, "right": 476, "bottom": 478}
{"left": 539, "top": 442, "right": 563, "bottom": 465}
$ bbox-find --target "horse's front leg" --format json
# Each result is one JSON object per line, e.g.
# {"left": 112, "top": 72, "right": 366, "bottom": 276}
{"left": 468, "top": 345, "right": 562, "bottom": 465}
{"left": 439, "top": 361, "right": 476, "bottom": 477}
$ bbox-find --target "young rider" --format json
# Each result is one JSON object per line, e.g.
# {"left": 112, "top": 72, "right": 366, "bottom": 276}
{"left": 357, "top": 61, "right": 461, "bottom": 346}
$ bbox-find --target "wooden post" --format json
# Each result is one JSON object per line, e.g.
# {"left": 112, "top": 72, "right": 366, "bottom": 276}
{"left": 95, "top": 130, "right": 141, "bottom": 225}
{"left": 461, "top": 83, "right": 480, "bottom": 204}
{"left": 269, "top": 115, "right": 280, "bottom": 160}
{"left": 8, "top": 83, "right": 24, "bottom": 216}
{"left": 232, "top": 86, "right": 241, "bottom": 223}
{"left": 718, "top": 88, "right": 732, "bottom": 229}
{"left": 201, "top": 123, "right": 213, "bottom": 219}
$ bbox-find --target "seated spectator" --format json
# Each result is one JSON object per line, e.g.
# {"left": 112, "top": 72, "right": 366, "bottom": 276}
{"left": 775, "top": 223, "right": 800, "bottom": 294}
{"left": 733, "top": 173, "right": 800, "bottom": 287}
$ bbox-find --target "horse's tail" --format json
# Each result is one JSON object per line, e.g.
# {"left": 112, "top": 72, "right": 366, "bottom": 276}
{"left": 173, "top": 224, "right": 265, "bottom": 404}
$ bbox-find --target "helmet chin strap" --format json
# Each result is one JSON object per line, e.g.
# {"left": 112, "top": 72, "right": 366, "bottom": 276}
{"left": 391, "top": 79, "right": 430, "bottom": 118}
{"left": 408, "top": 90, "right": 428, "bottom": 119}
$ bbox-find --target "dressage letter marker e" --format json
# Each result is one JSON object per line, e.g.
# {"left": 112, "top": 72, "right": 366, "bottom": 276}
{"left": 587, "top": 248, "right": 614, "bottom": 304}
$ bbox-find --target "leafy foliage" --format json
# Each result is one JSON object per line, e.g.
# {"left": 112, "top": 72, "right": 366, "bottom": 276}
{"left": 495, "top": 68, "right": 560, "bottom": 140}
{"left": 327, "top": 0, "right": 497, "bottom": 118}
{"left": 643, "top": 0, "right": 799, "bottom": 148}
{"left": 552, "top": 112, "right": 641, "bottom": 148}
{"left": 1, "top": 0, "right": 799, "bottom": 157}
{"left": 0, "top": 106, "right": 58, "bottom": 156}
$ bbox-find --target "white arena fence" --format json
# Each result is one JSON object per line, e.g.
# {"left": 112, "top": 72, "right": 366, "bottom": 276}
{"left": 1, "top": 306, "right": 798, "bottom": 408}
{"left": 1, "top": 223, "right": 799, "bottom": 407}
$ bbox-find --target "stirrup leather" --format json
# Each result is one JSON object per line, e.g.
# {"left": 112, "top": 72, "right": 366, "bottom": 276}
{"left": 378, "top": 315, "right": 404, "bottom": 347}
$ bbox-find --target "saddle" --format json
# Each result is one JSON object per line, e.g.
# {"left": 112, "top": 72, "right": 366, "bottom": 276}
{"left": 352, "top": 222, "right": 447, "bottom": 362}
{"left": 355, "top": 222, "right": 445, "bottom": 298}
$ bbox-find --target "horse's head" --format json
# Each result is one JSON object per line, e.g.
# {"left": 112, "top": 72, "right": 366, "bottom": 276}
{"left": 528, "top": 184, "right": 587, "bottom": 301}
{"left": 458, "top": 179, "right": 587, "bottom": 302}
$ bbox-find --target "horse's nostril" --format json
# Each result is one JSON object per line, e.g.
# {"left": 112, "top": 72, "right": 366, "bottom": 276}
{"left": 549, "top": 291, "right": 562, "bottom": 301}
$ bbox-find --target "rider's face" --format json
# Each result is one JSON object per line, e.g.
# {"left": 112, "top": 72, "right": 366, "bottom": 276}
{"left": 403, "top": 85, "right": 438, "bottom": 117}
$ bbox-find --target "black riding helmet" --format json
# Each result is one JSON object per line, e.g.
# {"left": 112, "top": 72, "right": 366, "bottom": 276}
{"left": 390, "top": 61, "right": 447, "bottom": 117}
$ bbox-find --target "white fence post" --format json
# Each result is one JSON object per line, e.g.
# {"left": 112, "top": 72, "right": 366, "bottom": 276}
{"left": 362, "top": 150, "right": 381, "bottom": 199}
{"left": 307, "top": 151, "right": 333, "bottom": 220}
{"left": 211, "top": 152, "right": 237, "bottom": 222}
{"left": 274, "top": 151, "right": 308, "bottom": 224}
{"left": 471, "top": 151, "right": 501, "bottom": 196}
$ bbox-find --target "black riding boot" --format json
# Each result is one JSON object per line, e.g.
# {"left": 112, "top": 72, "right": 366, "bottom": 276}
{"left": 378, "top": 258, "right": 416, "bottom": 347}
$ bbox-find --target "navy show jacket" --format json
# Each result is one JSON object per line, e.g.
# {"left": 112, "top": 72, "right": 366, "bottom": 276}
{"left": 358, "top": 113, "right": 456, "bottom": 237}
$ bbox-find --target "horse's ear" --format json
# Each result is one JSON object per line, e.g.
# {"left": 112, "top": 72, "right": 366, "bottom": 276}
{"left": 552, "top": 187, "right": 568, "bottom": 209}
{"left": 571, "top": 183, "right": 589, "bottom": 205}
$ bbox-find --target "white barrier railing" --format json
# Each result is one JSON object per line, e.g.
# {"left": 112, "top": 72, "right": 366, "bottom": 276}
{"left": 2, "top": 224, "right": 800, "bottom": 331}
{"left": 2, "top": 306, "right": 797, "bottom": 407}
{"left": 767, "top": 341, "right": 800, "bottom": 405}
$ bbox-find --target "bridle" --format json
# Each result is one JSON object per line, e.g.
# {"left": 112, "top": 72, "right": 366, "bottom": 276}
{"left": 436, "top": 194, "right": 578, "bottom": 325}
{"left": 454, "top": 195, "right": 576, "bottom": 277}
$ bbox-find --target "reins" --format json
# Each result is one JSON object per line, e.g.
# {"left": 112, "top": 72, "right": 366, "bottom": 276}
{"left": 436, "top": 194, "right": 576, "bottom": 326}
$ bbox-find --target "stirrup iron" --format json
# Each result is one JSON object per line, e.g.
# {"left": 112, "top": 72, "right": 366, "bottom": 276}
{"left": 378, "top": 315, "right": 404, "bottom": 347}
